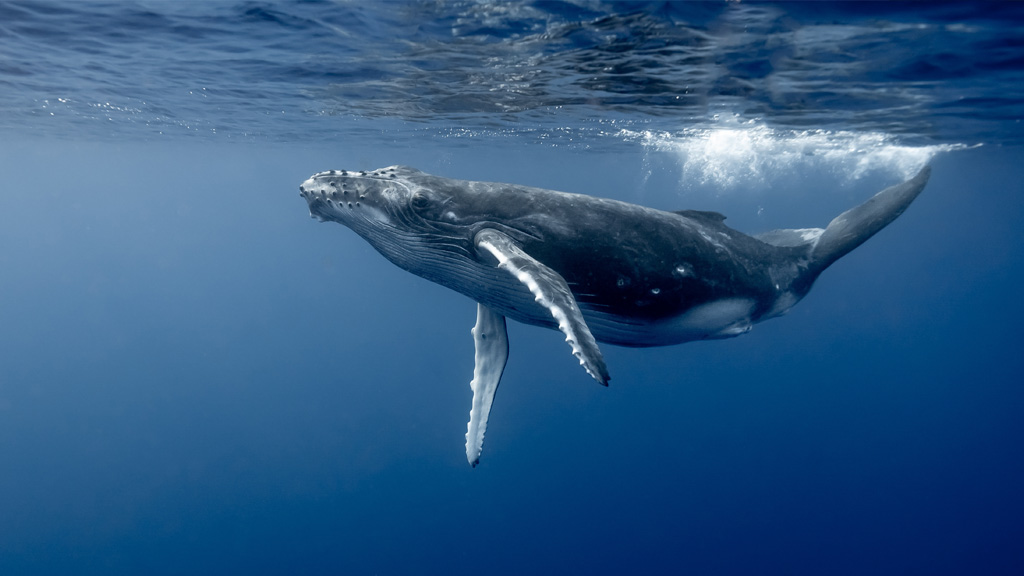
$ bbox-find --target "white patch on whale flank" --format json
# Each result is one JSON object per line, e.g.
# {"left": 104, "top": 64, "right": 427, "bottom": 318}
{"left": 661, "top": 298, "right": 756, "bottom": 340}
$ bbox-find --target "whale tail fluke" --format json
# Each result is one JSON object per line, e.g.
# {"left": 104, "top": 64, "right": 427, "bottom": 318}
{"left": 808, "top": 165, "right": 931, "bottom": 276}
{"left": 755, "top": 166, "right": 931, "bottom": 301}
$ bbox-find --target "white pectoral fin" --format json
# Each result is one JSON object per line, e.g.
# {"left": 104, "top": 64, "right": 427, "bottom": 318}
{"left": 466, "top": 303, "right": 509, "bottom": 467}
{"left": 474, "top": 228, "right": 610, "bottom": 386}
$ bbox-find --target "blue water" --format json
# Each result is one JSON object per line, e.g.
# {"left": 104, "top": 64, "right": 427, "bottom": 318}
{"left": 1, "top": 2, "right": 1022, "bottom": 574}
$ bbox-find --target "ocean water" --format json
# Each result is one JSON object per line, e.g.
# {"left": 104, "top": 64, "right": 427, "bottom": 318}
{"left": 1, "top": 1, "right": 1022, "bottom": 574}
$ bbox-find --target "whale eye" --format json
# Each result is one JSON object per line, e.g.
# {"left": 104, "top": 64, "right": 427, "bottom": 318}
{"left": 411, "top": 192, "right": 431, "bottom": 211}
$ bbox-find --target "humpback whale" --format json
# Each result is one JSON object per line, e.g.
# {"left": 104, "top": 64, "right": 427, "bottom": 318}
{"left": 299, "top": 165, "right": 931, "bottom": 466}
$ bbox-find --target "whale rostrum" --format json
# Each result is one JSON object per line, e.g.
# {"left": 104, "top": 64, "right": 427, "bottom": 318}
{"left": 299, "top": 165, "right": 931, "bottom": 466}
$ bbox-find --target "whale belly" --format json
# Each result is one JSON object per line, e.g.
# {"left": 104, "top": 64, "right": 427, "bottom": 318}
{"left": 581, "top": 298, "right": 757, "bottom": 347}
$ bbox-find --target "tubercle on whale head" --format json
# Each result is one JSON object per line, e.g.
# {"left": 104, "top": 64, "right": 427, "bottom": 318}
{"left": 298, "top": 166, "right": 412, "bottom": 223}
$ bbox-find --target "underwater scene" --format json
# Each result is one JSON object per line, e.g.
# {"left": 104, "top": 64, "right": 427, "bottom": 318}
{"left": 0, "top": 2, "right": 1022, "bottom": 574}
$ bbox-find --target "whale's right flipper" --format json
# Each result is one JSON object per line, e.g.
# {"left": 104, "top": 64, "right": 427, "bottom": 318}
{"left": 811, "top": 166, "right": 932, "bottom": 273}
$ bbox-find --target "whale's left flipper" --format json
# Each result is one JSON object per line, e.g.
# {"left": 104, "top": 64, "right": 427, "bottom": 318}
{"left": 466, "top": 303, "right": 509, "bottom": 467}
{"left": 475, "top": 228, "right": 610, "bottom": 385}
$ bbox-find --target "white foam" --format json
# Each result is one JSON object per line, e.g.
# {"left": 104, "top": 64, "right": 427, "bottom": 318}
{"left": 620, "top": 115, "right": 972, "bottom": 190}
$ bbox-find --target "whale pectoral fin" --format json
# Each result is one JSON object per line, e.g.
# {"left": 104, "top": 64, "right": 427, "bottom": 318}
{"left": 466, "top": 303, "right": 509, "bottom": 467}
{"left": 474, "top": 228, "right": 610, "bottom": 386}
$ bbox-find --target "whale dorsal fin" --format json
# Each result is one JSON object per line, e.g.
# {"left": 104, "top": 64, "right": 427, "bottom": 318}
{"left": 674, "top": 209, "right": 727, "bottom": 223}
{"left": 474, "top": 228, "right": 610, "bottom": 386}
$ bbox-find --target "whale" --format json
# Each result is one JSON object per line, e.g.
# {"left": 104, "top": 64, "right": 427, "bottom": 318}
{"left": 299, "top": 165, "right": 931, "bottom": 466}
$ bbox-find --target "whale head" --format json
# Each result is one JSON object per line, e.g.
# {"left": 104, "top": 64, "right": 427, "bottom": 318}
{"left": 301, "top": 166, "right": 422, "bottom": 228}
{"left": 299, "top": 165, "right": 483, "bottom": 283}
